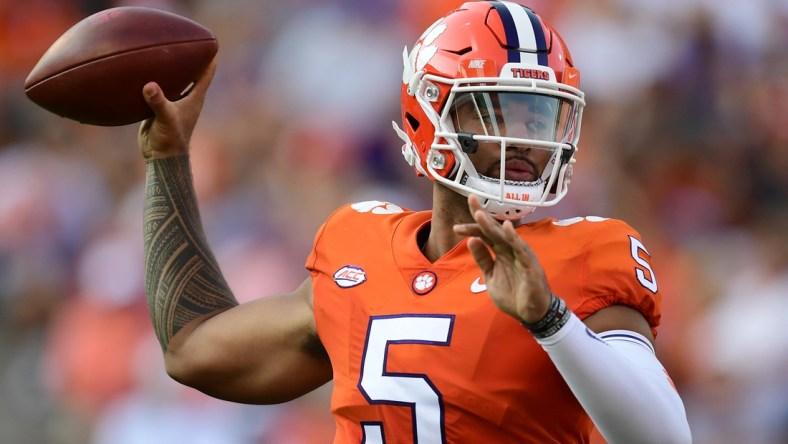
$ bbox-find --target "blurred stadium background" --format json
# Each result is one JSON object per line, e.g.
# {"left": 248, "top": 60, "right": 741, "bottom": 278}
{"left": 1, "top": 0, "right": 786, "bottom": 443}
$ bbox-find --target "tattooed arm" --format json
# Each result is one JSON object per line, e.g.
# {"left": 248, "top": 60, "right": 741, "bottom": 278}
{"left": 143, "top": 154, "right": 237, "bottom": 349}
{"left": 138, "top": 59, "right": 332, "bottom": 404}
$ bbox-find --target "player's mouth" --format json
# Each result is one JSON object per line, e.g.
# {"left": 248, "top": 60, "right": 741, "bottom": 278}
{"left": 482, "top": 154, "right": 540, "bottom": 182}
{"left": 504, "top": 158, "right": 538, "bottom": 181}
{"left": 486, "top": 157, "right": 537, "bottom": 182}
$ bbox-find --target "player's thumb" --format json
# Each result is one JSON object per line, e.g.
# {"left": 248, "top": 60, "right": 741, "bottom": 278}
{"left": 142, "top": 82, "right": 168, "bottom": 114}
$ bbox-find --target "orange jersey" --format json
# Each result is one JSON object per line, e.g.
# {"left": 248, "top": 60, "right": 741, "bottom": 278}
{"left": 306, "top": 201, "right": 661, "bottom": 444}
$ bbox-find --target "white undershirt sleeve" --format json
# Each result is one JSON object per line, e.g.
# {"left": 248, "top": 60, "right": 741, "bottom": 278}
{"left": 537, "top": 312, "right": 692, "bottom": 444}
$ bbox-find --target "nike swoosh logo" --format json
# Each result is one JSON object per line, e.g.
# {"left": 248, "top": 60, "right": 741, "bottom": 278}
{"left": 470, "top": 277, "right": 487, "bottom": 294}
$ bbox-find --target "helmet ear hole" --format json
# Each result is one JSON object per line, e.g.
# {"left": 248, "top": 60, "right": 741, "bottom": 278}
{"left": 405, "top": 113, "right": 420, "bottom": 132}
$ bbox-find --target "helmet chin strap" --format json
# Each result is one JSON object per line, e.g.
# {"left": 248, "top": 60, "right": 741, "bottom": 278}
{"left": 481, "top": 198, "right": 537, "bottom": 221}
{"left": 464, "top": 175, "right": 545, "bottom": 220}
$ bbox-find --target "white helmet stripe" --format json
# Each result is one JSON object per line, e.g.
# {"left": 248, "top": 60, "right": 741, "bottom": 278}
{"left": 501, "top": 2, "right": 538, "bottom": 65}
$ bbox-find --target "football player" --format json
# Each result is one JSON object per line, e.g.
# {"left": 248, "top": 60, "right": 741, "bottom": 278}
{"left": 138, "top": 1, "right": 692, "bottom": 442}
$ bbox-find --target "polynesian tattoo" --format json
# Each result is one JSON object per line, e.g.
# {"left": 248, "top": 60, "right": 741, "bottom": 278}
{"left": 143, "top": 155, "right": 238, "bottom": 350}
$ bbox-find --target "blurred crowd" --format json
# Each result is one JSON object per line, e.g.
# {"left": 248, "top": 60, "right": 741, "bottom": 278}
{"left": 1, "top": 0, "right": 787, "bottom": 443}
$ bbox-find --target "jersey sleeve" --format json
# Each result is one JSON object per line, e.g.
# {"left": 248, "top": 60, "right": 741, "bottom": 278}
{"left": 305, "top": 204, "right": 352, "bottom": 276}
{"left": 305, "top": 201, "right": 409, "bottom": 277}
{"left": 572, "top": 220, "right": 662, "bottom": 335}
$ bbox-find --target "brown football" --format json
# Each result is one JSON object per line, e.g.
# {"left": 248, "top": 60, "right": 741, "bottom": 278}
{"left": 24, "top": 6, "right": 218, "bottom": 126}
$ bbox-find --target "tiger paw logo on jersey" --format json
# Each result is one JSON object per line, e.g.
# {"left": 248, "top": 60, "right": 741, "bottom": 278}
{"left": 412, "top": 271, "right": 437, "bottom": 295}
{"left": 333, "top": 265, "right": 367, "bottom": 288}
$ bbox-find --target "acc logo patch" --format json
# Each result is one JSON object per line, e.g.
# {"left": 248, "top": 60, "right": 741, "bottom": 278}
{"left": 333, "top": 265, "right": 367, "bottom": 288}
{"left": 412, "top": 270, "right": 437, "bottom": 295}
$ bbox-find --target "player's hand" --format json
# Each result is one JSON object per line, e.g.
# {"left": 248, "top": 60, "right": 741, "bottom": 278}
{"left": 138, "top": 57, "right": 217, "bottom": 159}
{"left": 453, "top": 195, "right": 552, "bottom": 324}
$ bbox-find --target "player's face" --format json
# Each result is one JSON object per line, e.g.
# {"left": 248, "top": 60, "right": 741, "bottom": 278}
{"left": 450, "top": 92, "right": 561, "bottom": 182}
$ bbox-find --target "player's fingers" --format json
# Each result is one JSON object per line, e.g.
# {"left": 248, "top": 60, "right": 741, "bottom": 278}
{"left": 170, "top": 57, "right": 215, "bottom": 134}
{"left": 453, "top": 223, "right": 484, "bottom": 238}
{"left": 503, "top": 221, "right": 551, "bottom": 300}
{"left": 465, "top": 196, "right": 515, "bottom": 260}
{"left": 468, "top": 199, "right": 500, "bottom": 237}
{"left": 468, "top": 194, "right": 483, "bottom": 214}
{"left": 190, "top": 56, "right": 217, "bottom": 97}
{"left": 458, "top": 196, "right": 499, "bottom": 247}
{"left": 467, "top": 236, "right": 495, "bottom": 275}
{"left": 139, "top": 81, "right": 189, "bottom": 158}
{"left": 173, "top": 56, "right": 216, "bottom": 113}
{"left": 472, "top": 208, "right": 512, "bottom": 254}
{"left": 503, "top": 220, "right": 537, "bottom": 266}
{"left": 467, "top": 196, "right": 504, "bottom": 239}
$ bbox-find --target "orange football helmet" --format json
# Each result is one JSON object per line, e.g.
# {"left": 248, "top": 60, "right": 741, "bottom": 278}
{"left": 393, "top": 1, "right": 585, "bottom": 219}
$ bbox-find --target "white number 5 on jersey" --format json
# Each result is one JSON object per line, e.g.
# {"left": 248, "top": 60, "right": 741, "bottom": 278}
{"left": 629, "top": 236, "right": 658, "bottom": 293}
{"left": 359, "top": 315, "right": 454, "bottom": 444}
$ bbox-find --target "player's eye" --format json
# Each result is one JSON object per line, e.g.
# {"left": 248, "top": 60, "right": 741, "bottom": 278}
{"left": 480, "top": 110, "right": 504, "bottom": 123}
{"left": 526, "top": 120, "right": 548, "bottom": 132}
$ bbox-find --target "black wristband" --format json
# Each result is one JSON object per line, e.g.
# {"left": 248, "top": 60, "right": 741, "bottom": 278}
{"left": 521, "top": 294, "right": 570, "bottom": 339}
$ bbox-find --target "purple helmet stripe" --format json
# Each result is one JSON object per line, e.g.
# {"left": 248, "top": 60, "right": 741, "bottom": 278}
{"left": 523, "top": 6, "right": 549, "bottom": 66}
{"left": 489, "top": 1, "right": 521, "bottom": 63}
